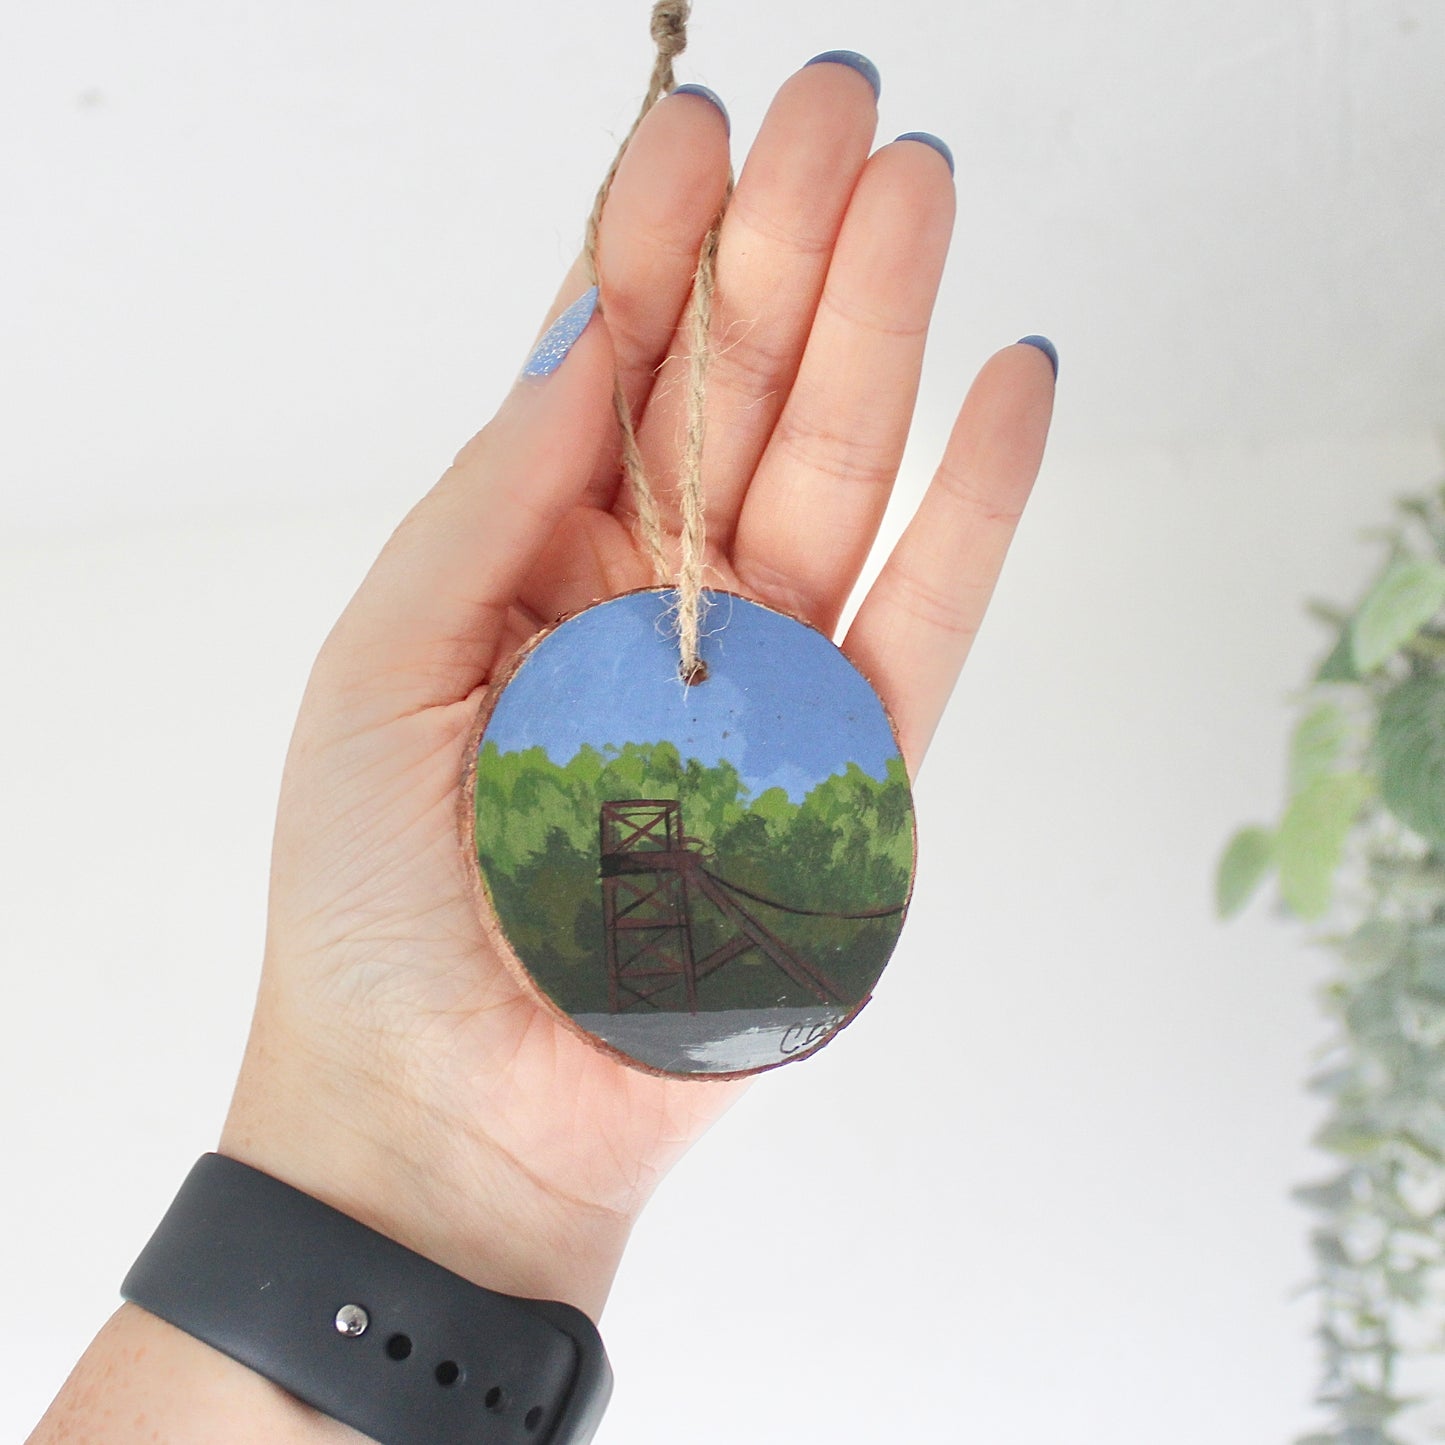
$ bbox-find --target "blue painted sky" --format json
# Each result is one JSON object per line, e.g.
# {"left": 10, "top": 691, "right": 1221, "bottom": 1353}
{"left": 484, "top": 591, "right": 902, "bottom": 800}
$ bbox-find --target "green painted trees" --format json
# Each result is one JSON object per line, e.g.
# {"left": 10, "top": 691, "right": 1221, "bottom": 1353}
{"left": 475, "top": 740, "right": 913, "bottom": 1013}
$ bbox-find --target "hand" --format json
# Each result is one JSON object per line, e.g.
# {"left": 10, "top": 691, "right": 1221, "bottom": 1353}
{"left": 221, "top": 57, "right": 1054, "bottom": 1319}
{"left": 33, "top": 52, "right": 1053, "bottom": 1445}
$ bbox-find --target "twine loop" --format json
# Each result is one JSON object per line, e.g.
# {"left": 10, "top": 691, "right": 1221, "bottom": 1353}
{"left": 650, "top": 0, "right": 690, "bottom": 57}
{"left": 584, "top": 0, "right": 730, "bottom": 684}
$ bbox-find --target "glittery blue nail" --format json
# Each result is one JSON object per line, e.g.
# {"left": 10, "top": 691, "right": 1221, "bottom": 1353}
{"left": 804, "top": 50, "right": 881, "bottom": 100}
{"left": 523, "top": 286, "right": 599, "bottom": 379}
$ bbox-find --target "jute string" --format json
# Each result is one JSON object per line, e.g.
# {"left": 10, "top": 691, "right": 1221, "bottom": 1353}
{"left": 582, "top": 0, "right": 731, "bottom": 684}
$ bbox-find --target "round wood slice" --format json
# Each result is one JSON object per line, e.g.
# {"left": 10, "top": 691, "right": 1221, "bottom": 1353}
{"left": 461, "top": 588, "right": 916, "bottom": 1078}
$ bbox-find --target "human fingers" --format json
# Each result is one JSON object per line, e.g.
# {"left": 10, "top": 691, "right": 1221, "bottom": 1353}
{"left": 729, "top": 134, "right": 955, "bottom": 630}
{"left": 313, "top": 296, "right": 617, "bottom": 723}
{"left": 541, "top": 87, "right": 732, "bottom": 508}
{"left": 628, "top": 53, "right": 880, "bottom": 540}
{"left": 843, "top": 340, "right": 1057, "bottom": 775}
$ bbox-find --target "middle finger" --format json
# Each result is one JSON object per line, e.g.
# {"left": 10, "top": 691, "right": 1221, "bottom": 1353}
{"left": 629, "top": 54, "right": 880, "bottom": 542}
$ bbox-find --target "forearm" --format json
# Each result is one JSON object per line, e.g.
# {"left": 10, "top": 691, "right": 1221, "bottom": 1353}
{"left": 29, "top": 1018, "right": 633, "bottom": 1444}
{"left": 30, "top": 1304, "right": 366, "bottom": 1445}
{"left": 29, "top": 1164, "right": 626, "bottom": 1445}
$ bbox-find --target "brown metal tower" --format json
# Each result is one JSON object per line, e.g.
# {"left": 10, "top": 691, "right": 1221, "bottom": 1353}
{"left": 598, "top": 799, "right": 846, "bottom": 1014}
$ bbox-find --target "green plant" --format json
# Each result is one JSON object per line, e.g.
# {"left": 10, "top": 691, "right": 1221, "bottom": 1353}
{"left": 1219, "top": 485, "right": 1445, "bottom": 1444}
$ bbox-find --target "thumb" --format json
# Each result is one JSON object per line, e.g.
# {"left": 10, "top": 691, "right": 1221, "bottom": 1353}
{"left": 314, "top": 287, "right": 616, "bottom": 720}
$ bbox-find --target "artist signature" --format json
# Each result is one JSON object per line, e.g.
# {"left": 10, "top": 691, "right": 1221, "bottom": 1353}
{"left": 778, "top": 1021, "right": 832, "bottom": 1056}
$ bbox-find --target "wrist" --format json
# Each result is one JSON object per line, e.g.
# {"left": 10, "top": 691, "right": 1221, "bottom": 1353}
{"left": 218, "top": 993, "right": 633, "bottom": 1323}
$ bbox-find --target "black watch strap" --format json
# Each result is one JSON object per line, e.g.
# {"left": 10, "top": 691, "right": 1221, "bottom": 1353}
{"left": 121, "top": 1154, "right": 611, "bottom": 1445}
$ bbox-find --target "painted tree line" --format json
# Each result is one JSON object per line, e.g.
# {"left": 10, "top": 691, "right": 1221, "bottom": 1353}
{"left": 473, "top": 740, "right": 913, "bottom": 1013}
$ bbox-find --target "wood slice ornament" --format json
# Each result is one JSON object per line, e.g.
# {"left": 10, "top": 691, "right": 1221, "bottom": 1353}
{"left": 461, "top": 4, "right": 919, "bottom": 1076}
{"left": 462, "top": 589, "right": 916, "bottom": 1078}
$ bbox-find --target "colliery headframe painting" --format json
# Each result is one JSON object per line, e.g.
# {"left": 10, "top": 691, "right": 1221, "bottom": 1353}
{"left": 469, "top": 589, "right": 916, "bottom": 1076}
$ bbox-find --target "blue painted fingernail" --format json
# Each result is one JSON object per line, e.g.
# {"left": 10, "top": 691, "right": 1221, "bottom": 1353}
{"left": 671, "top": 83, "right": 730, "bottom": 136}
{"left": 1017, "top": 335, "right": 1059, "bottom": 379}
{"left": 804, "top": 50, "right": 881, "bottom": 100}
{"left": 523, "top": 287, "right": 599, "bottom": 379}
{"left": 895, "top": 131, "right": 954, "bottom": 175}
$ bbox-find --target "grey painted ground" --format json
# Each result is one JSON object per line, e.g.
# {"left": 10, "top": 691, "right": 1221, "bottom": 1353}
{"left": 572, "top": 1006, "right": 848, "bottom": 1074}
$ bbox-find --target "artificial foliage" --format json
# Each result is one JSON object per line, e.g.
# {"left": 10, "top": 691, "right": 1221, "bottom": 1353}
{"left": 1219, "top": 485, "right": 1445, "bottom": 1444}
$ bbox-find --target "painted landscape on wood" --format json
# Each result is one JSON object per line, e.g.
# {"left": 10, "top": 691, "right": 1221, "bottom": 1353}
{"left": 471, "top": 590, "right": 915, "bottom": 1075}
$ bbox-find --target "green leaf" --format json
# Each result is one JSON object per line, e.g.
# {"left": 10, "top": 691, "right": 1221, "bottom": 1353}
{"left": 1397, "top": 1129, "right": 1445, "bottom": 1165}
{"left": 1291, "top": 704, "right": 1350, "bottom": 794}
{"left": 1376, "top": 676, "right": 1445, "bottom": 848}
{"left": 1310, "top": 1229, "right": 1352, "bottom": 1268}
{"left": 1317, "top": 625, "right": 1362, "bottom": 683}
{"left": 1338, "top": 1390, "right": 1411, "bottom": 1428}
{"left": 1216, "top": 826, "right": 1274, "bottom": 917}
{"left": 1341, "top": 919, "right": 1408, "bottom": 973}
{"left": 1412, "top": 954, "right": 1445, "bottom": 1002}
{"left": 1350, "top": 560, "right": 1445, "bottom": 671}
{"left": 1411, "top": 922, "right": 1445, "bottom": 955}
{"left": 1306, "top": 1065, "right": 1357, "bottom": 1097}
{"left": 1293, "top": 1173, "right": 1358, "bottom": 1213}
{"left": 1313, "top": 1119, "right": 1385, "bottom": 1158}
{"left": 1385, "top": 1267, "right": 1428, "bottom": 1306}
{"left": 1276, "top": 774, "right": 1373, "bottom": 918}
{"left": 1345, "top": 975, "right": 1403, "bottom": 1038}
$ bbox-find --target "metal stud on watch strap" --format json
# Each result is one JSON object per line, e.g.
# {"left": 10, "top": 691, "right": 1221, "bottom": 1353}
{"left": 121, "top": 1153, "right": 612, "bottom": 1445}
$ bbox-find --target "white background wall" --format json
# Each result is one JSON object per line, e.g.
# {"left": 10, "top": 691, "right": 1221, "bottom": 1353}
{"left": 3, "top": 2, "right": 1443, "bottom": 1440}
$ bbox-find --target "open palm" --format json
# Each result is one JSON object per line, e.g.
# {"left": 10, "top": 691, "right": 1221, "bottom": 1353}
{"left": 219, "top": 58, "right": 1054, "bottom": 1320}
